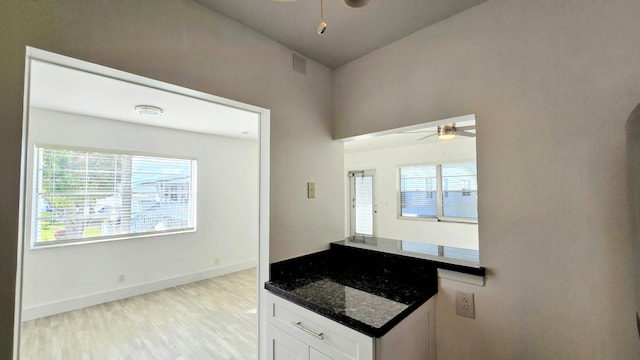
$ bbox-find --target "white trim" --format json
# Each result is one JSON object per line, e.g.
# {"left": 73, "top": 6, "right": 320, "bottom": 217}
{"left": 348, "top": 169, "right": 376, "bottom": 237}
{"left": 25, "top": 48, "right": 267, "bottom": 116}
{"left": 21, "top": 259, "right": 257, "bottom": 321}
{"left": 18, "top": 47, "right": 271, "bottom": 360}
{"left": 13, "top": 46, "right": 33, "bottom": 360}
{"left": 258, "top": 110, "right": 270, "bottom": 360}
{"left": 437, "top": 268, "right": 485, "bottom": 286}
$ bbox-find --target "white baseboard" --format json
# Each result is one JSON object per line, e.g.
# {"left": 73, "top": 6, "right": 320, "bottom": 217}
{"left": 21, "top": 259, "right": 257, "bottom": 321}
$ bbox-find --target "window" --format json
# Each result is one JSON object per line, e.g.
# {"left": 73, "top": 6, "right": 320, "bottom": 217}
{"left": 33, "top": 146, "right": 196, "bottom": 247}
{"left": 399, "top": 165, "right": 437, "bottom": 218}
{"left": 441, "top": 162, "right": 478, "bottom": 220}
{"left": 399, "top": 161, "right": 477, "bottom": 222}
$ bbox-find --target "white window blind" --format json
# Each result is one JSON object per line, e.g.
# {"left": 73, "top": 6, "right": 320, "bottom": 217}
{"left": 399, "top": 165, "right": 437, "bottom": 218}
{"left": 441, "top": 162, "right": 478, "bottom": 220}
{"left": 399, "top": 162, "right": 477, "bottom": 222}
{"left": 33, "top": 147, "right": 196, "bottom": 247}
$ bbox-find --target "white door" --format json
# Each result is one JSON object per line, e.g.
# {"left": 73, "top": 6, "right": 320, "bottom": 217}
{"left": 349, "top": 170, "right": 376, "bottom": 236}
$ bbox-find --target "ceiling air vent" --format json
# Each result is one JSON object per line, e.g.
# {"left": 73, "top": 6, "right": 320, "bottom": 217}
{"left": 292, "top": 53, "right": 307, "bottom": 75}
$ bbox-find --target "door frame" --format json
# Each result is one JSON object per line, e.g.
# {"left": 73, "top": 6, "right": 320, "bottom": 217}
{"left": 15, "top": 47, "right": 270, "bottom": 359}
{"left": 348, "top": 169, "right": 376, "bottom": 237}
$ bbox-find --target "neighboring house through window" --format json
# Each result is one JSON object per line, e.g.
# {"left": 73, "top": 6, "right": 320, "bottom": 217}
{"left": 32, "top": 146, "right": 196, "bottom": 247}
{"left": 399, "top": 161, "right": 477, "bottom": 222}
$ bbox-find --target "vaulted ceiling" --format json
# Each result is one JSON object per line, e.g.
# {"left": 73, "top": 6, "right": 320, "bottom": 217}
{"left": 195, "top": 0, "right": 488, "bottom": 68}
{"left": 29, "top": 1, "right": 487, "bottom": 142}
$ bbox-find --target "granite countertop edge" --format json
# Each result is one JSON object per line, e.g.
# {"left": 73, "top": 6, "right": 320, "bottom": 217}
{"left": 265, "top": 242, "right": 445, "bottom": 338}
{"left": 265, "top": 281, "right": 436, "bottom": 338}
{"left": 331, "top": 238, "right": 486, "bottom": 277}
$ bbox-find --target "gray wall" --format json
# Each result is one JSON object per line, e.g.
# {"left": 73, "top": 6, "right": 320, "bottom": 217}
{"left": 0, "top": 0, "right": 343, "bottom": 356}
{"left": 335, "top": 0, "right": 640, "bottom": 358}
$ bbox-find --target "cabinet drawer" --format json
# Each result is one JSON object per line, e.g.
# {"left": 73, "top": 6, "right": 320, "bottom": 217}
{"left": 267, "top": 292, "right": 374, "bottom": 360}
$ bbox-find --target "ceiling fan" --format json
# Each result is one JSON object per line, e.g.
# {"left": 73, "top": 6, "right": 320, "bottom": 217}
{"left": 413, "top": 123, "right": 476, "bottom": 141}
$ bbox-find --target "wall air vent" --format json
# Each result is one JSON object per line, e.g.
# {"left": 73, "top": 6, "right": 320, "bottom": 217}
{"left": 292, "top": 53, "right": 307, "bottom": 75}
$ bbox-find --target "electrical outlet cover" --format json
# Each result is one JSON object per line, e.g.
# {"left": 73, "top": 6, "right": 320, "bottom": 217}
{"left": 455, "top": 290, "right": 475, "bottom": 319}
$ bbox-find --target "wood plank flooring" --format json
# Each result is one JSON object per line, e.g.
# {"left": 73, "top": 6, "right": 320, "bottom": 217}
{"left": 20, "top": 268, "right": 257, "bottom": 360}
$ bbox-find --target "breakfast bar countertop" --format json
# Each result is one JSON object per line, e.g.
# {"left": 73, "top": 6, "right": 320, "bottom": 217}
{"left": 264, "top": 243, "right": 439, "bottom": 338}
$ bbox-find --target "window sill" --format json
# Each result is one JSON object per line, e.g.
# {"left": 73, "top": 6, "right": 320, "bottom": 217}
{"left": 31, "top": 228, "right": 196, "bottom": 250}
{"left": 397, "top": 216, "right": 478, "bottom": 225}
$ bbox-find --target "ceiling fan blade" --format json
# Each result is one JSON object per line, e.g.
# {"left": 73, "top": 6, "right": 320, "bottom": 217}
{"left": 456, "top": 130, "right": 476, "bottom": 137}
{"left": 403, "top": 130, "right": 436, "bottom": 134}
{"left": 417, "top": 133, "right": 438, "bottom": 141}
{"left": 456, "top": 125, "right": 476, "bottom": 131}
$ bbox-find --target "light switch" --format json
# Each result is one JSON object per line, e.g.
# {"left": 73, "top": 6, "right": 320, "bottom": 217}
{"left": 307, "top": 182, "right": 316, "bottom": 198}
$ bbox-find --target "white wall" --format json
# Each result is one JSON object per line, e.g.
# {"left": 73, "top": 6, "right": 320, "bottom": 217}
{"left": 344, "top": 139, "right": 478, "bottom": 249}
{"left": 335, "top": 0, "right": 640, "bottom": 358}
{"left": 0, "top": 0, "right": 342, "bottom": 355}
{"left": 21, "top": 108, "right": 258, "bottom": 318}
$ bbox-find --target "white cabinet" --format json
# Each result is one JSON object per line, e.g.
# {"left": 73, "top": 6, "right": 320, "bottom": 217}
{"left": 310, "top": 348, "right": 333, "bottom": 360}
{"left": 266, "top": 292, "right": 435, "bottom": 360}
{"left": 267, "top": 322, "right": 336, "bottom": 360}
{"left": 268, "top": 323, "right": 311, "bottom": 360}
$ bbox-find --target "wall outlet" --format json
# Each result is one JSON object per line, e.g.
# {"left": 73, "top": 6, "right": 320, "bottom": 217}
{"left": 214, "top": 257, "right": 220, "bottom": 266}
{"left": 118, "top": 274, "right": 126, "bottom": 283}
{"left": 455, "top": 290, "right": 475, "bottom": 319}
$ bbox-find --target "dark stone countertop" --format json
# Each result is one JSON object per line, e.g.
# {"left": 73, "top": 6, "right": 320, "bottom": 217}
{"left": 333, "top": 236, "right": 486, "bottom": 277}
{"left": 265, "top": 244, "right": 439, "bottom": 338}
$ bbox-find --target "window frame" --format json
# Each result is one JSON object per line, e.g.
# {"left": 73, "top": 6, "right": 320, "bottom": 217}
{"left": 30, "top": 144, "right": 198, "bottom": 249}
{"left": 397, "top": 160, "right": 478, "bottom": 224}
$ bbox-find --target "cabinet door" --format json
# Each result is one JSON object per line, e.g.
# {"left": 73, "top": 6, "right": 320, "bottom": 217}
{"left": 268, "top": 292, "right": 374, "bottom": 360}
{"left": 268, "top": 323, "right": 310, "bottom": 360}
{"left": 310, "top": 348, "right": 333, "bottom": 360}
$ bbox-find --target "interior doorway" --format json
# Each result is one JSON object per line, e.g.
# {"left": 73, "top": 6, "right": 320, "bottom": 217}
{"left": 15, "top": 47, "right": 270, "bottom": 359}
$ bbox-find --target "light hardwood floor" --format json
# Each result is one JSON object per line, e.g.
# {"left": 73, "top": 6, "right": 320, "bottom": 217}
{"left": 20, "top": 268, "right": 257, "bottom": 360}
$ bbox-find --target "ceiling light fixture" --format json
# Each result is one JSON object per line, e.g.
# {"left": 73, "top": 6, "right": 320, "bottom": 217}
{"left": 412, "top": 122, "right": 476, "bottom": 141}
{"left": 437, "top": 124, "right": 457, "bottom": 140}
{"left": 134, "top": 105, "right": 163, "bottom": 117}
{"left": 317, "top": 0, "right": 327, "bottom": 35}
